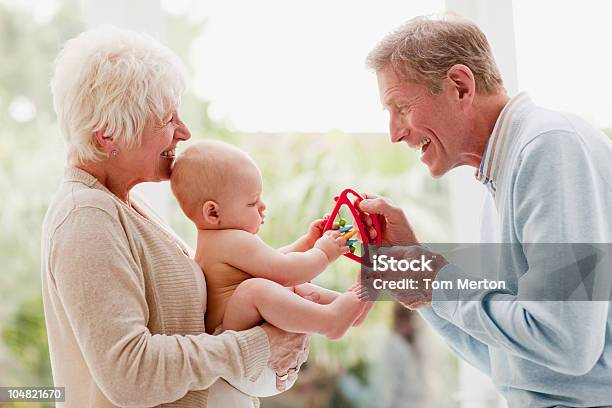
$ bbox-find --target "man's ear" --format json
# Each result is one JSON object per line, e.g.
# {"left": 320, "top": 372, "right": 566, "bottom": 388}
{"left": 447, "top": 64, "right": 476, "bottom": 104}
{"left": 202, "top": 200, "right": 221, "bottom": 225}
{"left": 94, "top": 129, "right": 115, "bottom": 154}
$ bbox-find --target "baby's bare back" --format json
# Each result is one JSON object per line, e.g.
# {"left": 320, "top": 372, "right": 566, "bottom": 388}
{"left": 195, "top": 230, "right": 253, "bottom": 334}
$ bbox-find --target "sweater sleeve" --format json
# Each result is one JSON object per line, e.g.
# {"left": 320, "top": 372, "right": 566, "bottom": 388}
{"left": 417, "top": 306, "right": 491, "bottom": 375}
{"left": 431, "top": 131, "right": 610, "bottom": 376}
{"left": 49, "top": 206, "right": 270, "bottom": 407}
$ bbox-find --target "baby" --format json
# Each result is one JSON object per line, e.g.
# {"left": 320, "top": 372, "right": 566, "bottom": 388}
{"left": 170, "top": 140, "right": 368, "bottom": 342}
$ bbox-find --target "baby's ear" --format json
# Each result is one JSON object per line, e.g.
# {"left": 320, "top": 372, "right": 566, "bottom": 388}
{"left": 202, "top": 201, "right": 220, "bottom": 225}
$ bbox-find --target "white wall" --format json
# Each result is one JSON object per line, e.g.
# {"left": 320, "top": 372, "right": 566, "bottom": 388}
{"left": 444, "top": 0, "right": 517, "bottom": 407}
{"left": 81, "top": 0, "right": 171, "bottom": 220}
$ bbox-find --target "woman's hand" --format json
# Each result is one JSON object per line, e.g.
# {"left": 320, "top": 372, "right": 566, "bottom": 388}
{"left": 260, "top": 291, "right": 322, "bottom": 391}
{"left": 261, "top": 323, "right": 310, "bottom": 391}
{"left": 357, "top": 193, "right": 419, "bottom": 245}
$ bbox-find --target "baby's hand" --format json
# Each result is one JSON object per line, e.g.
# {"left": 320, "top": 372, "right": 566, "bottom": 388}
{"left": 314, "top": 230, "right": 348, "bottom": 262}
{"left": 305, "top": 218, "right": 327, "bottom": 248}
{"left": 305, "top": 217, "right": 340, "bottom": 249}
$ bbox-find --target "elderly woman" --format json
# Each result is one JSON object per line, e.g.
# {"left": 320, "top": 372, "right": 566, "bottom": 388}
{"left": 42, "top": 26, "right": 308, "bottom": 407}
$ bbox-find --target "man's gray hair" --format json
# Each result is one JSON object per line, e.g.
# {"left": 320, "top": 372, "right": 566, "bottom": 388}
{"left": 366, "top": 14, "right": 504, "bottom": 95}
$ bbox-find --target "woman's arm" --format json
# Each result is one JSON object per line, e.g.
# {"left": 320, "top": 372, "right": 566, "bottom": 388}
{"left": 49, "top": 206, "right": 270, "bottom": 407}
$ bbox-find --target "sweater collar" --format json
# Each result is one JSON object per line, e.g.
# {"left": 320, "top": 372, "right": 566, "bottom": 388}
{"left": 63, "top": 166, "right": 124, "bottom": 202}
{"left": 475, "top": 92, "right": 532, "bottom": 194}
{"left": 64, "top": 166, "right": 103, "bottom": 188}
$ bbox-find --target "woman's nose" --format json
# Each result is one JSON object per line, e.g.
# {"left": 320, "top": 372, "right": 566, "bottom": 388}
{"left": 175, "top": 115, "right": 192, "bottom": 141}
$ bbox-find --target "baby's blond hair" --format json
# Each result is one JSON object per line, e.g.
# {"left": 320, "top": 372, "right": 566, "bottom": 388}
{"left": 171, "top": 140, "right": 256, "bottom": 224}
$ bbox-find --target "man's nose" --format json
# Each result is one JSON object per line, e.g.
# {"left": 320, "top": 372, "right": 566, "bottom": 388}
{"left": 388, "top": 113, "right": 404, "bottom": 143}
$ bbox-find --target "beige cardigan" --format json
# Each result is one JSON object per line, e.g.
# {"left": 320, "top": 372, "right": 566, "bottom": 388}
{"left": 41, "top": 167, "right": 270, "bottom": 407}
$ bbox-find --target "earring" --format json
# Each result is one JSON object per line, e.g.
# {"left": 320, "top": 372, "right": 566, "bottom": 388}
{"left": 111, "top": 149, "right": 119, "bottom": 157}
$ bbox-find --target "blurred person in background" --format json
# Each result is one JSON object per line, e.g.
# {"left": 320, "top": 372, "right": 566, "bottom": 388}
{"left": 42, "top": 25, "right": 310, "bottom": 407}
{"left": 337, "top": 303, "right": 429, "bottom": 408}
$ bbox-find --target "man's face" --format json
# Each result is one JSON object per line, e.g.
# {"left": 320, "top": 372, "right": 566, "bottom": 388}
{"left": 376, "top": 66, "right": 468, "bottom": 177}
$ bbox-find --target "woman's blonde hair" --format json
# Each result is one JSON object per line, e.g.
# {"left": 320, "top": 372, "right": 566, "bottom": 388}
{"left": 51, "top": 25, "right": 186, "bottom": 165}
{"left": 366, "top": 15, "right": 503, "bottom": 95}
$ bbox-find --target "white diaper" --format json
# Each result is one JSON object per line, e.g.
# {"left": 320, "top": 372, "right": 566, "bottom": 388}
{"left": 208, "top": 325, "right": 296, "bottom": 405}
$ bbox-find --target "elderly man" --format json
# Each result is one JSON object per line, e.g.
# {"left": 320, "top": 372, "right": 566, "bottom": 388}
{"left": 359, "top": 15, "right": 612, "bottom": 407}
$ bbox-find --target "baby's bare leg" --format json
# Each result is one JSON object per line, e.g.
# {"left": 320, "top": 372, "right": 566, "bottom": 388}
{"left": 294, "top": 282, "right": 340, "bottom": 305}
{"left": 223, "top": 278, "right": 365, "bottom": 340}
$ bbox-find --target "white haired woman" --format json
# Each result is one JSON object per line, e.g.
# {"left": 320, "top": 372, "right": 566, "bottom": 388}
{"left": 42, "top": 26, "right": 309, "bottom": 407}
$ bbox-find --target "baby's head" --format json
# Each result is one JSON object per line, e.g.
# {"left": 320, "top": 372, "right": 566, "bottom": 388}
{"left": 170, "top": 140, "right": 266, "bottom": 233}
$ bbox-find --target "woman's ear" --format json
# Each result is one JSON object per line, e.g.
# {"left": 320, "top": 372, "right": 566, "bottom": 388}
{"left": 94, "top": 129, "right": 115, "bottom": 155}
{"left": 202, "top": 201, "right": 221, "bottom": 225}
{"left": 446, "top": 64, "right": 476, "bottom": 104}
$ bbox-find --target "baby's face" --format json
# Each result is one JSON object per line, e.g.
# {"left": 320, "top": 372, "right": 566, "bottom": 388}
{"left": 221, "top": 165, "right": 266, "bottom": 234}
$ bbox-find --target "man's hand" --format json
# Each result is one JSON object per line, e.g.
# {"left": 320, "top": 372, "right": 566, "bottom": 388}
{"left": 366, "top": 245, "right": 448, "bottom": 310}
{"left": 357, "top": 193, "right": 418, "bottom": 245}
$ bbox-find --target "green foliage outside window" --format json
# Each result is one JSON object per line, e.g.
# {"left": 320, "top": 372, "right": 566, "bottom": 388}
{"left": 0, "top": 2, "right": 458, "bottom": 407}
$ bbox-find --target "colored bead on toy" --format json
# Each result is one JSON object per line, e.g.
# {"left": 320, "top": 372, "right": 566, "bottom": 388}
{"left": 343, "top": 229, "right": 358, "bottom": 240}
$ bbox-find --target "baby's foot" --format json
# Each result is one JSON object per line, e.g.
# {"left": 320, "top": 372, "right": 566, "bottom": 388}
{"left": 322, "top": 290, "right": 366, "bottom": 340}
{"left": 348, "top": 283, "right": 374, "bottom": 326}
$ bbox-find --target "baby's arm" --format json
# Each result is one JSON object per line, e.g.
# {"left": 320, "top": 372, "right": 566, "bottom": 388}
{"left": 218, "top": 229, "right": 347, "bottom": 286}
{"left": 278, "top": 218, "right": 328, "bottom": 254}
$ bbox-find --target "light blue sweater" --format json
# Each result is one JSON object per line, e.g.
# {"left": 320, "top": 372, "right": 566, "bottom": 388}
{"left": 419, "top": 95, "right": 612, "bottom": 407}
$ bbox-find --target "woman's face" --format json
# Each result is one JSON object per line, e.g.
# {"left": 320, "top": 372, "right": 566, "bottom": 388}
{"left": 122, "top": 108, "right": 191, "bottom": 183}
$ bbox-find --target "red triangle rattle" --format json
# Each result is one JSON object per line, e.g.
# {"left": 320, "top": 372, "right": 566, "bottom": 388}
{"left": 322, "top": 189, "right": 383, "bottom": 265}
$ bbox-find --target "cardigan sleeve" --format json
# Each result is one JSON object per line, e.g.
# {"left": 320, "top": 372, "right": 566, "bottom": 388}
{"left": 49, "top": 205, "right": 270, "bottom": 407}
